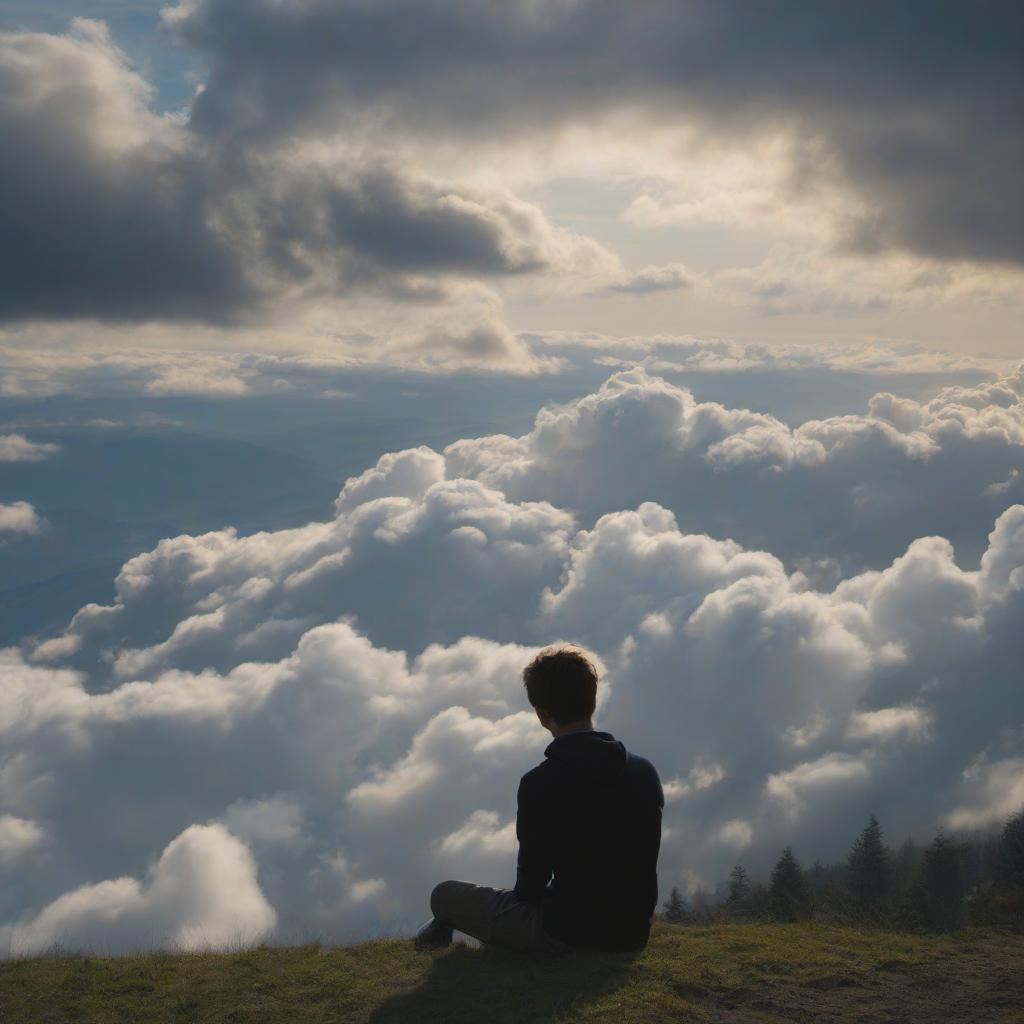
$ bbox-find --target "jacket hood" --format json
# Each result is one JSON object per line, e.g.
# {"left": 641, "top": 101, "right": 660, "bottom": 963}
{"left": 544, "top": 729, "right": 627, "bottom": 785}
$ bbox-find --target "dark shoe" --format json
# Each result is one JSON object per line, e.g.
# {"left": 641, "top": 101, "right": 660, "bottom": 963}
{"left": 414, "top": 917, "right": 454, "bottom": 950}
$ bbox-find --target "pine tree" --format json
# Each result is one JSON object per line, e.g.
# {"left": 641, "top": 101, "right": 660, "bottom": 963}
{"left": 974, "top": 806, "right": 1024, "bottom": 930}
{"left": 892, "top": 836, "right": 922, "bottom": 897}
{"left": 661, "top": 886, "right": 690, "bottom": 924}
{"left": 727, "top": 863, "right": 751, "bottom": 903}
{"left": 995, "top": 807, "right": 1024, "bottom": 889}
{"left": 770, "top": 847, "right": 808, "bottom": 921}
{"left": 906, "top": 832, "right": 967, "bottom": 932}
{"left": 848, "top": 814, "right": 889, "bottom": 906}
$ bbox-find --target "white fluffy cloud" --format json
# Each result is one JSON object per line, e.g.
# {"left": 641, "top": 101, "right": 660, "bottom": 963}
{"left": 3, "top": 824, "right": 276, "bottom": 956}
{"left": 3, "top": 369, "right": 1023, "bottom": 951}
{"left": 446, "top": 365, "right": 1024, "bottom": 570}
{"left": 0, "top": 502, "right": 42, "bottom": 535}
{"left": 0, "top": 434, "right": 58, "bottom": 462}
{"left": 945, "top": 758, "right": 1024, "bottom": 831}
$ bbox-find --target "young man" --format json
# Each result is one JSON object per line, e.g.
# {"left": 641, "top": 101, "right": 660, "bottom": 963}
{"left": 415, "top": 646, "right": 664, "bottom": 954}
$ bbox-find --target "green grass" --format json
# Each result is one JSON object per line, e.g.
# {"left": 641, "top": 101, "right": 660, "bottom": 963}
{"left": 3, "top": 923, "right": 1022, "bottom": 1023}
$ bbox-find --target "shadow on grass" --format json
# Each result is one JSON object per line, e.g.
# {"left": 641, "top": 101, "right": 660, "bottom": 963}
{"left": 370, "top": 942, "right": 639, "bottom": 1024}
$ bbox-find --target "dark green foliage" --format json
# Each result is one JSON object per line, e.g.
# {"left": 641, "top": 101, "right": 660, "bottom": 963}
{"left": 971, "top": 806, "right": 1024, "bottom": 930}
{"left": 847, "top": 815, "right": 889, "bottom": 907}
{"left": 905, "top": 832, "right": 968, "bottom": 932}
{"left": 697, "top": 808, "right": 1024, "bottom": 932}
{"left": 995, "top": 807, "right": 1024, "bottom": 888}
{"left": 805, "top": 860, "right": 856, "bottom": 924}
{"left": 727, "top": 863, "right": 751, "bottom": 903}
{"left": 747, "top": 882, "right": 772, "bottom": 921}
{"left": 770, "top": 847, "right": 809, "bottom": 922}
{"left": 661, "top": 887, "right": 690, "bottom": 924}
{"left": 891, "top": 837, "right": 923, "bottom": 894}
{"left": 721, "top": 864, "right": 764, "bottom": 922}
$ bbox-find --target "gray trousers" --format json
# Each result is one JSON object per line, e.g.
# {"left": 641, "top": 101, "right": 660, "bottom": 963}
{"left": 430, "top": 880, "right": 575, "bottom": 955}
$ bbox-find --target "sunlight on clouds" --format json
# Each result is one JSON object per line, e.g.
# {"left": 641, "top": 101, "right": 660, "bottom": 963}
{"left": 0, "top": 0, "right": 1021, "bottom": 952}
{"left": 2, "top": 365, "right": 1022, "bottom": 947}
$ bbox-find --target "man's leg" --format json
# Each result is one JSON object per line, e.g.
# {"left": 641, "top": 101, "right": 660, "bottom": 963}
{"left": 430, "top": 880, "right": 573, "bottom": 955}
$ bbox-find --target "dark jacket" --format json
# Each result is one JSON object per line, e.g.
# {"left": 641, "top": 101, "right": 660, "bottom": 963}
{"left": 514, "top": 729, "right": 664, "bottom": 951}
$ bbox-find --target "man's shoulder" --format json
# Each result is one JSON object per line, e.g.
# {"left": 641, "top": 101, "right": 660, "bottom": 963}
{"left": 518, "top": 758, "right": 555, "bottom": 790}
{"left": 623, "top": 749, "right": 664, "bottom": 801}
{"left": 625, "top": 749, "right": 660, "bottom": 778}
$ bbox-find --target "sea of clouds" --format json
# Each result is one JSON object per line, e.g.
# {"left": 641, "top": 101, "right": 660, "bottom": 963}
{"left": 2, "top": 365, "right": 1023, "bottom": 954}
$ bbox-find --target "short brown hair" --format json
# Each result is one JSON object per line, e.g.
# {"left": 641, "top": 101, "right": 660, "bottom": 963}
{"left": 522, "top": 646, "right": 598, "bottom": 726}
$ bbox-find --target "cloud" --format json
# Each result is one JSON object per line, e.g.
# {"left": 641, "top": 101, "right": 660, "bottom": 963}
{"left": 224, "top": 795, "right": 306, "bottom": 849}
{"left": 0, "top": 434, "right": 59, "bottom": 462}
{"left": 765, "top": 754, "right": 872, "bottom": 823}
{"left": 0, "top": 21, "right": 616, "bottom": 332}
{"left": 985, "top": 469, "right": 1021, "bottom": 498}
{"left": 543, "top": 333, "right": 1013, "bottom": 378}
{"left": 3, "top": 370, "right": 1023, "bottom": 950}
{"left": 4, "top": 824, "right": 276, "bottom": 955}
{"left": 707, "top": 241, "right": 1024, "bottom": 316}
{"left": 0, "top": 329, "right": 553, "bottom": 398}
{"left": 604, "top": 263, "right": 692, "bottom": 296}
{"left": 166, "top": 0, "right": 1024, "bottom": 268}
{"left": 0, "top": 19, "right": 248, "bottom": 324}
{"left": 945, "top": 758, "right": 1024, "bottom": 830}
{"left": 845, "top": 705, "right": 932, "bottom": 743}
{"left": 663, "top": 761, "right": 726, "bottom": 802}
{"left": 1, "top": 333, "right": 1008, "bottom": 401}
{"left": 0, "top": 502, "right": 42, "bottom": 535}
{"left": 445, "top": 365, "right": 1024, "bottom": 571}
{"left": 1, "top": 3, "right": 1017, "bottom": 356}
{"left": 713, "top": 819, "right": 753, "bottom": 850}
{"left": 0, "top": 815, "right": 45, "bottom": 866}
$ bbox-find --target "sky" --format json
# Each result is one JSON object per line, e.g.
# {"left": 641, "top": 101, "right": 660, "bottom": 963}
{"left": 0, "top": 1, "right": 1022, "bottom": 954}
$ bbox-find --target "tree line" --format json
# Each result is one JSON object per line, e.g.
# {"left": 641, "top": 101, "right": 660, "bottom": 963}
{"left": 660, "top": 807, "right": 1024, "bottom": 932}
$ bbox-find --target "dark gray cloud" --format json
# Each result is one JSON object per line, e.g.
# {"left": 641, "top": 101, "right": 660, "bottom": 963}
{"left": 0, "top": 20, "right": 609, "bottom": 325}
{"left": 0, "top": 22, "right": 249, "bottom": 323}
{"left": 2, "top": 4, "right": 1019, "bottom": 329}
{"left": 170, "top": 0, "right": 1024, "bottom": 267}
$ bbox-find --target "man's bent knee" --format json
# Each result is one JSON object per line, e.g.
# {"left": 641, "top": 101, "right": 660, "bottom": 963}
{"left": 430, "top": 880, "right": 463, "bottom": 921}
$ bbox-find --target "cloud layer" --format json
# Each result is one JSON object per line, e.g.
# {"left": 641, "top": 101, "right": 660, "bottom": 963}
{"left": 446, "top": 365, "right": 1024, "bottom": 570}
{"left": 3, "top": 369, "right": 1022, "bottom": 952}
{"left": 0, "top": 19, "right": 616, "bottom": 338}
{"left": 1, "top": 4, "right": 1020, "bottom": 367}
{"left": 0, "top": 334, "right": 1010, "bottom": 399}
{"left": 169, "top": 0, "right": 1024, "bottom": 267}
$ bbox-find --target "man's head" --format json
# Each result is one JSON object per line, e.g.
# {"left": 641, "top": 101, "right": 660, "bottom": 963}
{"left": 522, "top": 645, "right": 598, "bottom": 735}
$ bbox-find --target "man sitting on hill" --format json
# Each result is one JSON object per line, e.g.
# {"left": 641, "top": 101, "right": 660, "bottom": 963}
{"left": 415, "top": 645, "right": 664, "bottom": 954}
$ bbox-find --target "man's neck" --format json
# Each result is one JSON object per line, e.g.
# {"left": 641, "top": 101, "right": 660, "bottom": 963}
{"left": 548, "top": 718, "right": 595, "bottom": 739}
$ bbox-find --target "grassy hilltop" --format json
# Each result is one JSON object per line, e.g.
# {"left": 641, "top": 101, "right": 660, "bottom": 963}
{"left": 3, "top": 922, "right": 1022, "bottom": 1024}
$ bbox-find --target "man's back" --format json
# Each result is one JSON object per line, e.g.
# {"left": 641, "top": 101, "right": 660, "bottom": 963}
{"left": 515, "top": 730, "right": 664, "bottom": 951}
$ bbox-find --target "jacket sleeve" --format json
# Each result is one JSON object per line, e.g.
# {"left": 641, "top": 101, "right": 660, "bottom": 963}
{"left": 514, "top": 774, "right": 554, "bottom": 901}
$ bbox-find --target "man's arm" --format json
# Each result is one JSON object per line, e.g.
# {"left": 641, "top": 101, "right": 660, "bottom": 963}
{"left": 513, "top": 774, "right": 554, "bottom": 901}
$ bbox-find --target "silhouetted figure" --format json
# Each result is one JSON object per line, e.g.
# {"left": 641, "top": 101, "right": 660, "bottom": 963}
{"left": 416, "top": 646, "right": 664, "bottom": 954}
